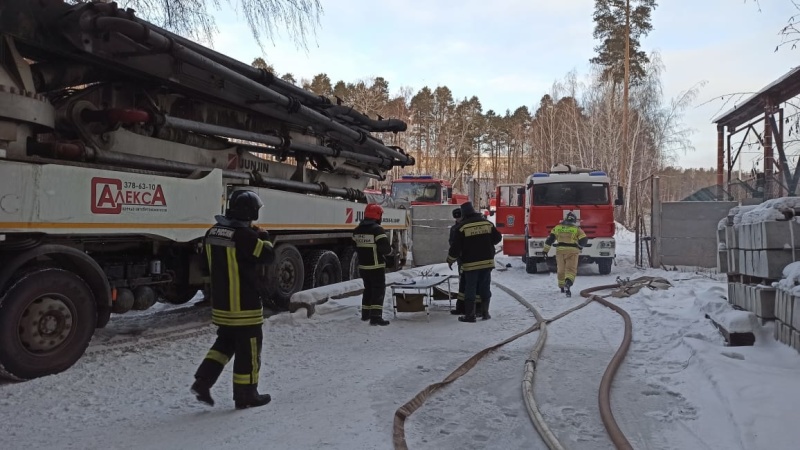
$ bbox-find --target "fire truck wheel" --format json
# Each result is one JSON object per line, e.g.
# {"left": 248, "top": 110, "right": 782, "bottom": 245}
{"left": 339, "top": 247, "right": 360, "bottom": 281}
{"left": 265, "top": 244, "right": 304, "bottom": 309}
{"left": 303, "top": 250, "right": 342, "bottom": 290}
{"left": 598, "top": 258, "right": 613, "bottom": 275}
{"left": 0, "top": 268, "right": 96, "bottom": 380}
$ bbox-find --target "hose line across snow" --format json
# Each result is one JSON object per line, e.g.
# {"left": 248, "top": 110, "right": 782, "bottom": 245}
{"left": 392, "top": 278, "right": 646, "bottom": 450}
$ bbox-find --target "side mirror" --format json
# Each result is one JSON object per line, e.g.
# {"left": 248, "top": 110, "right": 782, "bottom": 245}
{"left": 615, "top": 185, "right": 624, "bottom": 206}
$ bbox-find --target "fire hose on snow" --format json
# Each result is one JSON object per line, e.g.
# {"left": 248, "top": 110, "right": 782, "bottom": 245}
{"left": 392, "top": 276, "right": 671, "bottom": 450}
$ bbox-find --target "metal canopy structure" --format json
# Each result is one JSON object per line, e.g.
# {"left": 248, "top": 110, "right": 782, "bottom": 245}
{"left": 713, "top": 66, "right": 800, "bottom": 200}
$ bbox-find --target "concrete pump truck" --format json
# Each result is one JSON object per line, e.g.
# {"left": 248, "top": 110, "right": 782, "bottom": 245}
{"left": 0, "top": 0, "right": 415, "bottom": 380}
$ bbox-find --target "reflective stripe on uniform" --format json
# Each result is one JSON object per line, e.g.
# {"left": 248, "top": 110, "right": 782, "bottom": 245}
{"left": 461, "top": 259, "right": 495, "bottom": 271}
{"left": 226, "top": 247, "right": 241, "bottom": 312}
{"left": 211, "top": 308, "right": 264, "bottom": 326}
{"left": 204, "top": 349, "right": 230, "bottom": 365}
{"left": 253, "top": 239, "right": 273, "bottom": 258}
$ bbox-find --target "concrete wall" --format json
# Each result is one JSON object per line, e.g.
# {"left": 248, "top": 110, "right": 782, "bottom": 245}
{"left": 410, "top": 205, "right": 458, "bottom": 266}
{"left": 659, "top": 201, "right": 737, "bottom": 267}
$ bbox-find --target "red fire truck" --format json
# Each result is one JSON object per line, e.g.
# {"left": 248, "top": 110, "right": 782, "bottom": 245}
{"left": 520, "top": 164, "right": 623, "bottom": 275}
{"left": 493, "top": 183, "right": 527, "bottom": 256}
{"left": 390, "top": 175, "right": 469, "bottom": 206}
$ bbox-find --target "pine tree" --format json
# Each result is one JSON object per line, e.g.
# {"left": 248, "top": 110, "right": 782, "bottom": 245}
{"left": 590, "top": 0, "right": 657, "bottom": 86}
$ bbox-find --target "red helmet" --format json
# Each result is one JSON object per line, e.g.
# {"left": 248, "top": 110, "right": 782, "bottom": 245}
{"left": 364, "top": 203, "right": 383, "bottom": 222}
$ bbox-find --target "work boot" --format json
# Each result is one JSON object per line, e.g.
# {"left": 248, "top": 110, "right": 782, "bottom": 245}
{"left": 481, "top": 298, "right": 491, "bottom": 320}
{"left": 450, "top": 299, "right": 465, "bottom": 315}
{"left": 565, "top": 279, "right": 573, "bottom": 297}
{"left": 361, "top": 310, "right": 369, "bottom": 321}
{"left": 458, "top": 315, "right": 476, "bottom": 323}
{"left": 190, "top": 378, "right": 215, "bottom": 406}
{"left": 559, "top": 286, "right": 565, "bottom": 293}
{"left": 370, "top": 317, "right": 390, "bottom": 326}
{"left": 233, "top": 385, "right": 272, "bottom": 410}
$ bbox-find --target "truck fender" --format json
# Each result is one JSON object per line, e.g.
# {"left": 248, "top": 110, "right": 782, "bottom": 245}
{"left": 0, "top": 244, "right": 112, "bottom": 328}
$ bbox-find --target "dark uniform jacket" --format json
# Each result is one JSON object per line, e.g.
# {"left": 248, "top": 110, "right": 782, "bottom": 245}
{"left": 447, "top": 212, "right": 502, "bottom": 271}
{"left": 204, "top": 215, "right": 275, "bottom": 327}
{"left": 352, "top": 219, "right": 392, "bottom": 271}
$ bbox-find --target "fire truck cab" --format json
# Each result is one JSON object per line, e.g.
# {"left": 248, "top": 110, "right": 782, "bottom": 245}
{"left": 523, "top": 164, "right": 623, "bottom": 275}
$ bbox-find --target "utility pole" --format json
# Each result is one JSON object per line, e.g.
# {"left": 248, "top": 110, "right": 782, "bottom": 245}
{"left": 622, "top": 0, "right": 631, "bottom": 222}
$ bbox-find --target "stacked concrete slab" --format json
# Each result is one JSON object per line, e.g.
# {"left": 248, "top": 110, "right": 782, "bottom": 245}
{"left": 774, "top": 288, "right": 800, "bottom": 351}
{"left": 719, "top": 198, "right": 800, "bottom": 353}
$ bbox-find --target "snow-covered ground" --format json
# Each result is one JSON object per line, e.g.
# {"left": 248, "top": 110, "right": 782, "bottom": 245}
{"left": 2, "top": 228, "right": 800, "bottom": 450}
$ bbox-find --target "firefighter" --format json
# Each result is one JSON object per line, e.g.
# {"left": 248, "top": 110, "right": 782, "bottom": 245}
{"left": 191, "top": 189, "right": 275, "bottom": 409}
{"left": 353, "top": 203, "right": 392, "bottom": 326}
{"left": 447, "top": 202, "right": 502, "bottom": 322}
{"left": 449, "top": 207, "right": 482, "bottom": 315}
{"left": 543, "top": 211, "right": 588, "bottom": 297}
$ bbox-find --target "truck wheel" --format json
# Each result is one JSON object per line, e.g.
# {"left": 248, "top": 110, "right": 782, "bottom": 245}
{"left": 525, "top": 258, "right": 538, "bottom": 274}
{"left": 265, "top": 244, "right": 304, "bottom": 310}
{"left": 303, "top": 250, "right": 342, "bottom": 289}
{"left": 598, "top": 258, "right": 613, "bottom": 275}
{"left": 339, "top": 247, "right": 360, "bottom": 281}
{"left": 0, "top": 268, "right": 96, "bottom": 380}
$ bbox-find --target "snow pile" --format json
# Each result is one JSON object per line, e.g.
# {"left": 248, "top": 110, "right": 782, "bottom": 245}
{"left": 694, "top": 285, "right": 755, "bottom": 333}
{"left": 775, "top": 261, "right": 800, "bottom": 295}
{"left": 737, "top": 197, "right": 800, "bottom": 225}
{"left": 615, "top": 221, "right": 635, "bottom": 243}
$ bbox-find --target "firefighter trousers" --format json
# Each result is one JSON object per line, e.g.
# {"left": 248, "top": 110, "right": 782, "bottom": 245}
{"left": 556, "top": 251, "right": 579, "bottom": 287}
{"left": 463, "top": 268, "right": 492, "bottom": 318}
{"left": 361, "top": 268, "right": 386, "bottom": 319}
{"left": 453, "top": 265, "right": 482, "bottom": 314}
{"left": 195, "top": 325, "right": 263, "bottom": 388}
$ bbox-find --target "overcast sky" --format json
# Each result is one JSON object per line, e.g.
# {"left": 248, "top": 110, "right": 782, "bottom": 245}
{"left": 209, "top": 0, "right": 798, "bottom": 171}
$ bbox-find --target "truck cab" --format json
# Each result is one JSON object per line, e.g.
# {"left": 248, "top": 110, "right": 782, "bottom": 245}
{"left": 523, "top": 164, "right": 623, "bottom": 275}
{"left": 390, "top": 175, "right": 468, "bottom": 206}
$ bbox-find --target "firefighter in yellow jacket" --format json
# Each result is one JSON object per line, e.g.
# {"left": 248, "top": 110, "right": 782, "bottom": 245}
{"left": 192, "top": 189, "right": 275, "bottom": 409}
{"left": 543, "top": 211, "right": 588, "bottom": 297}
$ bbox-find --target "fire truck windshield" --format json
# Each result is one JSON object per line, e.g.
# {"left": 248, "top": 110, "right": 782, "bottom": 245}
{"left": 532, "top": 182, "right": 609, "bottom": 206}
{"left": 392, "top": 182, "right": 442, "bottom": 202}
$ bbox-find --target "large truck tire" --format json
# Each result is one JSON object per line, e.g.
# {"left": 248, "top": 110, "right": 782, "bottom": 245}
{"left": 265, "top": 244, "right": 304, "bottom": 310}
{"left": 0, "top": 268, "right": 97, "bottom": 381}
{"left": 598, "top": 257, "right": 613, "bottom": 275}
{"left": 338, "top": 247, "right": 360, "bottom": 281}
{"left": 303, "top": 250, "right": 342, "bottom": 289}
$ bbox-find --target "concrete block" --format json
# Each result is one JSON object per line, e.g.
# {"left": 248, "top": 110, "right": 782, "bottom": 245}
{"left": 750, "top": 249, "right": 794, "bottom": 279}
{"left": 775, "top": 320, "right": 782, "bottom": 341}
{"left": 793, "top": 329, "right": 800, "bottom": 352}
{"left": 717, "top": 250, "right": 729, "bottom": 273}
{"left": 776, "top": 289, "right": 786, "bottom": 322}
{"left": 760, "top": 221, "right": 800, "bottom": 250}
{"left": 753, "top": 286, "right": 776, "bottom": 319}
{"left": 728, "top": 282, "right": 735, "bottom": 306}
{"left": 792, "top": 295, "right": 800, "bottom": 330}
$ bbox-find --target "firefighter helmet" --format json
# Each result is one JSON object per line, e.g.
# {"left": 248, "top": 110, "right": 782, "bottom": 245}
{"left": 364, "top": 203, "right": 383, "bottom": 222}
{"left": 227, "top": 190, "right": 263, "bottom": 221}
{"left": 564, "top": 211, "right": 578, "bottom": 224}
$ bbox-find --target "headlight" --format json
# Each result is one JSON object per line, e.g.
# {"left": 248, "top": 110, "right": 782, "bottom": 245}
{"left": 597, "top": 241, "right": 615, "bottom": 248}
{"left": 531, "top": 241, "right": 544, "bottom": 248}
